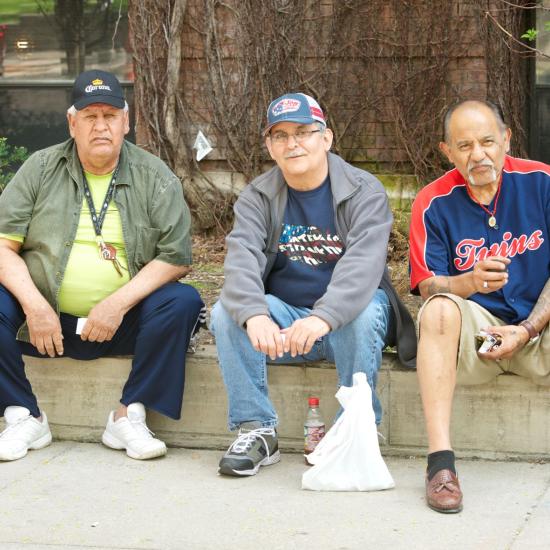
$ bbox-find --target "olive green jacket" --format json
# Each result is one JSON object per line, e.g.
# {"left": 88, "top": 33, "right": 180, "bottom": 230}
{"left": 0, "top": 139, "right": 192, "bottom": 341}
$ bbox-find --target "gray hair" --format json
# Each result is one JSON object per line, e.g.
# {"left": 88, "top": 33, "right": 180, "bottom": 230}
{"left": 443, "top": 100, "right": 507, "bottom": 143}
{"left": 67, "top": 101, "right": 129, "bottom": 116}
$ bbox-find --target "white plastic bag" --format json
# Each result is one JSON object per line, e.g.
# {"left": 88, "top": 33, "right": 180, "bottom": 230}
{"left": 301, "top": 372, "right": 395, "bottom": 491}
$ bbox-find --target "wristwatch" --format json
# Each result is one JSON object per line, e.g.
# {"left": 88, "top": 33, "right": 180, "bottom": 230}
{"left": 519, "top": 320, "right": 540, "bottom": 344}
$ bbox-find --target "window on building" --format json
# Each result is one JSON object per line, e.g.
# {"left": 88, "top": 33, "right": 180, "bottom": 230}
{"left": 0, "top": 0, "right": 134, "bottom": 152}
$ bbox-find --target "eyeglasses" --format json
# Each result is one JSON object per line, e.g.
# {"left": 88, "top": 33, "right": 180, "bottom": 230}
{"left": 269, "top": 129, "right": 322, "bottom": 145}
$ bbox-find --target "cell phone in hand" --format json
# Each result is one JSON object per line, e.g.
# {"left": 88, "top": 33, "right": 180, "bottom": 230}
{"left": 474, "top": 330, "right": 502, "bottom": 353}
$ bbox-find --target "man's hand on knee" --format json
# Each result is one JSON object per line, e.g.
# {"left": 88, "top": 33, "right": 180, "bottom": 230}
{"left": 81, "top": 296, "right": 125, "bottom": 343}
{"left": 282, "top": 315, "right": 330, "bottom": 357}
{"left": 26, "top": 301, "right": 64, "bottom": 357}
{"left": 246, "top": 314, "right": 284, "bottom": 360}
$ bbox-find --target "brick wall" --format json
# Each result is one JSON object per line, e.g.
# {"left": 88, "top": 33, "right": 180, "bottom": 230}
{"left": 134, "top": 0, "right": 509, "bottom": 182}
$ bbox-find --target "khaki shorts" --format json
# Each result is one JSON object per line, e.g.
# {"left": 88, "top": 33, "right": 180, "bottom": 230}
{"left": 417, "top": 293, "right": 550, "bottom": 386}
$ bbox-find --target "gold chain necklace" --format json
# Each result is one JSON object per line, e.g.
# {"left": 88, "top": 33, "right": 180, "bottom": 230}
{"left": 465, "top": 179, "right": 502, "bottom": 230}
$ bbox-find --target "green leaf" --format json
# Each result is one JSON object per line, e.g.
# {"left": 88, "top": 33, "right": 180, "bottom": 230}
{"left": 0, "top": 137, "right": 29, "bottom": 194}
{"left": 521, "top": 28, "right": 538, "bottom": 42}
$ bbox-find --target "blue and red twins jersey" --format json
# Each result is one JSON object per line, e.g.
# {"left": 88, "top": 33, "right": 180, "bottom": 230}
{"left": 410, "top": 155, "right": 550, "bottom": 324}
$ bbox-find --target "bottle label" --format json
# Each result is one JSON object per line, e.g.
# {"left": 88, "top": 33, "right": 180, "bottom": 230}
{"left": 304, "top": 425, "right": 326, "bottom": 453}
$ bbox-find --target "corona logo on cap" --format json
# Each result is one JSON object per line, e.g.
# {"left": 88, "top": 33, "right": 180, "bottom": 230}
{"left": 85, "top": 79, "right": 112, "bottom": 93}
{"left": 72, "top": 70, "right": 125, "bottom": 109}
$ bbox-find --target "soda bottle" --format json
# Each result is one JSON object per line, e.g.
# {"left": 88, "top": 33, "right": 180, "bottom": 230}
{"left": 304, "top": 396, "right": 325, "bottom": 464}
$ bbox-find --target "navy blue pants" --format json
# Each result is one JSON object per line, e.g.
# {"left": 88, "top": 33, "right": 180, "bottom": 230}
{"left": 0, "top": 282, "right": 204, "bottom": 420}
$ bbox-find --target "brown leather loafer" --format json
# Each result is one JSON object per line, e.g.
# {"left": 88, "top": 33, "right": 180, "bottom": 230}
{"left": 425, "top": 469, "right": 463, "bottom": 513}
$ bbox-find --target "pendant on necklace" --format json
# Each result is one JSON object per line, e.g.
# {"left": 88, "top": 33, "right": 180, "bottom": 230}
{"left": 488, "top": 216, "right": 497, "bottom": 229}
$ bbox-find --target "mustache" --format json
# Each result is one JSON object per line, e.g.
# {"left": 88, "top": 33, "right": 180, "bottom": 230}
{"left": 467, "top": 160, "right": 494, "bottom": 173}
{"left": 284, "top": 151, "right": 304, "bottom": 159}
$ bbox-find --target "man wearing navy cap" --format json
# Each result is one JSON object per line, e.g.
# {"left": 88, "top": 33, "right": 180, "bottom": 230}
{"left": 211, "top": 92, "right": 416, "bottom": 476}
{"left": 0, "top": 69, "right": 204, "bottom": 461}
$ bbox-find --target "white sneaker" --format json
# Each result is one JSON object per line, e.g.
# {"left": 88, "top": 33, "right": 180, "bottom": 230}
{"left": 101, "top": 402, "right": 167, "bottom": 460}
{"left": 0, "top": 406, "right": 52, "bottom": 461}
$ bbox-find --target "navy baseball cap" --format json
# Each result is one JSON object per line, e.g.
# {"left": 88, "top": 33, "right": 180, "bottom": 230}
{"left": 263, "top": 93, "right": 326, "bottom": 135}
{"left": 71, "top": 69, "right": 125, "bottom": 110}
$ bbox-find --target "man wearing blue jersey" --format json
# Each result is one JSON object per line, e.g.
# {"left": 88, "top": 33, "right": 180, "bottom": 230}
{"left": 409, "top": 100, "right": 550, "bottom": 513}
{"left": 211, "top": 92, "right": 416, "bottom": 477}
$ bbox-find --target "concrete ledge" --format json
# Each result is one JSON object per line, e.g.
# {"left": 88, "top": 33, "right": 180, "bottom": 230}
{"left": 12, "top": 346, "right": 550, "bottom": 460}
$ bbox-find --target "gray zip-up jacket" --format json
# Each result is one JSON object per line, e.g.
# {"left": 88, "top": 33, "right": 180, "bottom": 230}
{"left": 220, "top": 152, "right": 416, "bottom": 367}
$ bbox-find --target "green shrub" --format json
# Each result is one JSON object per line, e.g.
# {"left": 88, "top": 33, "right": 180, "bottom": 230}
{"left": 0, "top": 138, "right": 28, "bottom": 195}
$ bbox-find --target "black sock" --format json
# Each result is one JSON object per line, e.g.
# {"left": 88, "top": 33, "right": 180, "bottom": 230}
{"left": 427, "top": 450, "right": 456, "bottom": 481}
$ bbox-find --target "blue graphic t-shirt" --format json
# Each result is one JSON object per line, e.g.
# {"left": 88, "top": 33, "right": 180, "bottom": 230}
{"left": 265, "top": 176, "right": 345, "bottom": 308}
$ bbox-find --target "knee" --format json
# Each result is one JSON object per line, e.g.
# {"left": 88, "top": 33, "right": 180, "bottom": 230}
{"left": 0, "top": 311, "right": 22, "bottom": 346}
{"left": 0, "top": 326, "right": 16, "bottom": 350}
{"left": 356, "top": 302, "right": 381, "bottom": 326}
{"left": 345, "top": 297, "right": 389, "bottom": 337}
{"left": 171, "top": 283, "right": 204, "bottom": 316}
{"left": 340, "top": 310, "right": 372, "bottom": 339}
{"left": 209, "top": 301, "right": 235, "bottom": 335}
{"left": 419, "top": 296, "right": 461, "bottom": 337}
{"left": 265, "top": 294, "right": 283, "bottom": 311}
{"left": 0, "top": 287, "right": 24, "bottom": 335}
{"left": 147, "top": 283, "right": 203, "bottom": 324}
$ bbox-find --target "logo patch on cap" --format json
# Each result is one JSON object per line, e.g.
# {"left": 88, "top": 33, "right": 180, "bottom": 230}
{"left": 72, "top": 70, "right": 125, "bottom": 110}
{"left": 85, "top": 79, "right": 113, "bottom": 94}
{"left": 263, "top": 92, "right": 325, "bottom": 135}
{"left": 272, "top": 98, "right": 301, "bottom": 116}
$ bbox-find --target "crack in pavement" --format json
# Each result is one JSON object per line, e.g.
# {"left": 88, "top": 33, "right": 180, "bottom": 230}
{"left": 0, "top": 441, "right": 80, "bottom": 493}
{"left": 506, "top": 473, "right": 550, "bottom": 550}
{"left": 0, "top": 541, "right": 161, "bottom": 550}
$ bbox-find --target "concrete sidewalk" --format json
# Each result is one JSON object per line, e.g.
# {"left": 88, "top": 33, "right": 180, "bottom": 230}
{"left": 0, "top": 442, "right": 549, "bottom": 550}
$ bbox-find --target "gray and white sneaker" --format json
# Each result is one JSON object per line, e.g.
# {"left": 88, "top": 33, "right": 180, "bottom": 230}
{"left": 218, "top": 421, "right": 280, "bottom": 476}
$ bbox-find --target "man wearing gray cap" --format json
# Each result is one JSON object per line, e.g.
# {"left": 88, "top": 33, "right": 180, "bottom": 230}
{"left": 0, "top": 70, "right": 204, "bottom": 461}
{"left": 211, "top": 92, "right": 416, "bottom": 476}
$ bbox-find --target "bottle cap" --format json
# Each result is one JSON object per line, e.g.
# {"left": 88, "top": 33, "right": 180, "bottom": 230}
{"left": 308, "top": 396, "right": 319, "bottom": 406}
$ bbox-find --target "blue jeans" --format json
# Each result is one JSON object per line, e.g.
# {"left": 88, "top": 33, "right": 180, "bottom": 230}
{"left": 210, "top": 289, "right": 393, "bottom": 430}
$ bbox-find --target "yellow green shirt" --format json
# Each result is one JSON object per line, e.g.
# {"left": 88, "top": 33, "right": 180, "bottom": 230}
{"left": 0, "top": 170, "right": 130, "bottom": 316}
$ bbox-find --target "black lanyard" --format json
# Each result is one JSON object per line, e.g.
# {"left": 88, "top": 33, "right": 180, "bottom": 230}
{"left": 81, "top": 166, "right": 120, "bottom": 238}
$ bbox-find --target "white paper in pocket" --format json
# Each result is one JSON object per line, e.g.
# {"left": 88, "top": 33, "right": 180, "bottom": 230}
{"left": 76, "top": 317, "right": 87, "bottom": 335}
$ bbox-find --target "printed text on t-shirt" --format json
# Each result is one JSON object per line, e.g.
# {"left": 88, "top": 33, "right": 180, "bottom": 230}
{"left": 454, "top": 230, "right": 544, "bottom": 270}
